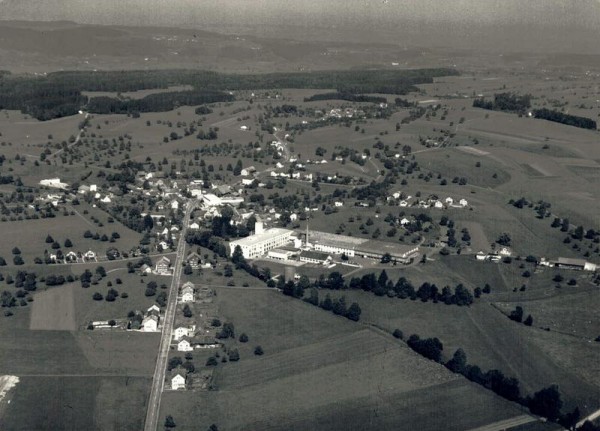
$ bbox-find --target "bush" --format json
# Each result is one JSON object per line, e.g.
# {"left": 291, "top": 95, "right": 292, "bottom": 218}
{"left": 92, "top": 292, "right": 103, "bottom": 300}
{"left": 254, "top": 345, "right": 264, "bottom": 356}
{"left": 239, "top": 333, "right": 249, "bottom": 343}
{"left": 392, "top": 329, "right": 403, "bottom": 340}
{"left": 206, "top": 356, "right": 218, "bottom": 366}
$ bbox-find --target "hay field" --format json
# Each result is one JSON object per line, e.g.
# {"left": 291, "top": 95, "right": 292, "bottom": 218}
{"left": 29, "top": 283, "right": 76, "bottom": 331}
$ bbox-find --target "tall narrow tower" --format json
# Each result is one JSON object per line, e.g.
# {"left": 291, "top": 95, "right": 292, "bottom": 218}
{"left": 305, "top": 220, "right": 309, "bottom": 247}
{"left": 255, "top": 215, "right": 264, "bottom": 235}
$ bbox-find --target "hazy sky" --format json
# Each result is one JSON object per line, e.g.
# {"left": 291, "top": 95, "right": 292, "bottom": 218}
{"left": 1, "top": 0, "right": 599, "bottom": 28}
{"left": 0, "top": 0, "right": 599, "bottom": 52}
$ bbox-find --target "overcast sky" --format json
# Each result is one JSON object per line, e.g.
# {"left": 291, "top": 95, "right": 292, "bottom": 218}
{"left": 1, "top": 0, "right": 599, "bottom": 52}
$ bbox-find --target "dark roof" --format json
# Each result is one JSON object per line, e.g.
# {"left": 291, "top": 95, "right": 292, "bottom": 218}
{"left": 557, "top": 257, "right": 587, "bottom": 267}
{"left": 300, "top": 250, "right": 331, "bottom": 261}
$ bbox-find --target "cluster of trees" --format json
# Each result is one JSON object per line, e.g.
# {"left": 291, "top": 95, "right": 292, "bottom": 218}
{"left": 473, "top": 92, "right": 531, "bottom": 114}
{"left": 533, "top": 108, "right": 596, "bottom": 130}
{"left": 185, "top": 230, "right": 227, "bottom": 258}
{"left": 508, "top": 306, "right": 534, "bottom": 326}
{"left": 86, "top": 91, "right": 233, "bottom": 115}
{"left": 230, "top": 246, "right": 272, "bottom": 282}
{"left": 312, "top": 271, "right": 480, "bottom": 306}
{"left": 304, "top": 289, "right": 362, "bottom": 322}
{"left": 304, "top": 92, "right": 387, "bottom": 104}
{"left": 407, "top": 334, "right": 444, "bottom": 362}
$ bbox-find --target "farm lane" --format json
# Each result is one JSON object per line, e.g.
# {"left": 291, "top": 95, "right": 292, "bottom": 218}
{"left": 144, "top": 200, "right": 194, "bottom": 431}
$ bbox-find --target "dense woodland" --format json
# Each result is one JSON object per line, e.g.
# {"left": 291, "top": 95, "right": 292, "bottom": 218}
{"left": 0, "top": 68, "right": 458, "bottom": 120}
{"left": 533, "top": 108, "right": 597, "bottom": 130}
{"left": 472, "top": 92, "right": 531, "bottom": 114}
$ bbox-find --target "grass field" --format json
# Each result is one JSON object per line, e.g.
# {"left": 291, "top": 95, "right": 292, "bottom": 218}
{"left": 324, "top": 288, "right": 599, "bottom": 414}
{"left": 0, "top": 376, "right": 151, "bottom": 431}
{"left": 160, "top": 287, "right": 527, "bottom": 431}
{"left": 30, "top": 283, "right": 76, "bottom": 331}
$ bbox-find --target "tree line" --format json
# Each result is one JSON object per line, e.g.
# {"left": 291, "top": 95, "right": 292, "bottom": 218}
{"left": 304, "top": 92, "right": 387, "bottom": 104}
{"left": 400, "top": 330, "right": 586, "bottom": 429}
{"left": 532, "top": 108, "right": 596, "bottom": 130}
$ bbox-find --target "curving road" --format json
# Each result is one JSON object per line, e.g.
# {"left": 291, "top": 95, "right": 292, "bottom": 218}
{"left": 144, "top": 201, "right": 194, "bottom": 431}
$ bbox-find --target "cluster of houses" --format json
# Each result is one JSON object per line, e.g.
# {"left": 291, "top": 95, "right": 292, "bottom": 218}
{"left": 170, "top": 281, "right": 218, "bottom": 391}
{"left": 47, "top": 249, "right": 97, "bottom": 264}
{"left": 387, "top": 193, "right": 469, "bottom": 209}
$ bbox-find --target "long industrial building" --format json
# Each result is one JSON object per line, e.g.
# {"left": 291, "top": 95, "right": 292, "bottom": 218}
{"left": 229, "top": 220, "right": 294, "bottom": 259}
{"left": 307, "top": 230, "right": 419, "bottom": 263}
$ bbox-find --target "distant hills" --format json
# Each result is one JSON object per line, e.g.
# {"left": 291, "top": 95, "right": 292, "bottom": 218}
{"left": 0, "top": 0, "right": 599, "bottom": 54}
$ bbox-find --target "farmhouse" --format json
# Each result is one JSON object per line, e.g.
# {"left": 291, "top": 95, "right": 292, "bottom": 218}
{"left": 141, "top": 315, "right": 159, "bottom": 332}
{"left": 171, "top": 373, "right": 186, "bottom": 390}
{"left": 299, "top": 250, "right": 332, "bottom": 265}
{"left": 229, "top": 220, "right": 293, "bottom": 259}
{"left": 173, "top": 325, "right": 195, "bottom": 340}
{"left": 155, "top": 256, "right": 171, "bottom": 274}
{"left": 240, "top": 166, "right": 256, "bottom": 176}
{"left": 181, "top": 283, "right": 195, "bottom": 303}
{"left": 39, "top": 178, "right": 68, "bottom": 189}
{"left": 83, "top": 250, "right": 96, "bottom": 260}
{"left": 186, "top": 252, "right": 202, "bottom": 269}
{"left": 177, "top": 338, "right": 194, "bottom": 352}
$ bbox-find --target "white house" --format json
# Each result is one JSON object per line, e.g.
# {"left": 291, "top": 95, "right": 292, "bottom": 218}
{"left": 173, "top": 325, "right": 195, "bottom": 340}
{"left": 399, "top": 200, "right": 408, "bottom": 207}
{"left": 334, "top": 201, "right": 343, "bottom": 207}
{"left": 101, "top": 196, "right": 112, "bottom": 204}
{"left": 498, "top": 247, "right": 512, "bottom": 257}
{"left": 476, "top": 251, "right": 487, "bottom": 261}
{"left": 400, "top": 217, "right": 411, "bottom": 226}
{"left": 141, "top": 315, "right": 159, "bottom": 332}
{"left": 434, "top": 201, "right": 444, "bottom": 209}
{"left": 240, "top": 166, "right": 256, "bottom": 176}
{"left": 147, "top": 305, "right": 160, "bottom": 314}
{"left": 177, "top": 338, "right": 194, "bottom": 352}
{"left": 445, "top": 197, "right": 454, "bottom": 205}
{"left": 189, "top": 222, "right": 200, "bottom": 230}
{"left": 459, "top": 199, "right": 468, "bottom": 207}
{"left": 242, "top": 178, "right": 254, "bottom": 186}
{"left": 171, "top": 374, "right": 186, "bottom": 390}
{"left": 83, "top": 250, "right": 96, "bottom": 260}
{"left": 181, "top": 284, "right": 195, "bottom": 303}
{"left": 155, "top": 256, "right": 171, "bottom": 274}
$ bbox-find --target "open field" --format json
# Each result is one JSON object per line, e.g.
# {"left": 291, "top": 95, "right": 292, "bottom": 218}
{"left": 0, "top": 376, "right": 151, "bottom": 431}
{"left": 324, "top": 288, "right": 599, "bottom": 414}
{"left": 30, "top": 282, "right": 76, "bottom": 331}
{"left": 0, "top": 201, "right": 143, "bottom": 267}
{"left": 161, "top": 287, "right": 527, "bottom": 430}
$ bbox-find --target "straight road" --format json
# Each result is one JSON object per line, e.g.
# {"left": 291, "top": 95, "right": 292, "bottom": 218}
{"left": 466, "top": 414, "right": 538, "bottom": 431}
{"left": 144, "top": 201, "right": 194, "bottom": 431}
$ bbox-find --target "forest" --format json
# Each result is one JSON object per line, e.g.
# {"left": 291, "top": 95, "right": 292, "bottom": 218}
{"left": 0, "top": 68, "right": 458, "bottom": 120}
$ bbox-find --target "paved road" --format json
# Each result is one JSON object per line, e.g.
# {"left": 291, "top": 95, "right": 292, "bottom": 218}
{"left": 466, "top": 414, "right": 538, "bottom": 431}
{"left": 143, "top": 201, "right": 194, "bottom": 431}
